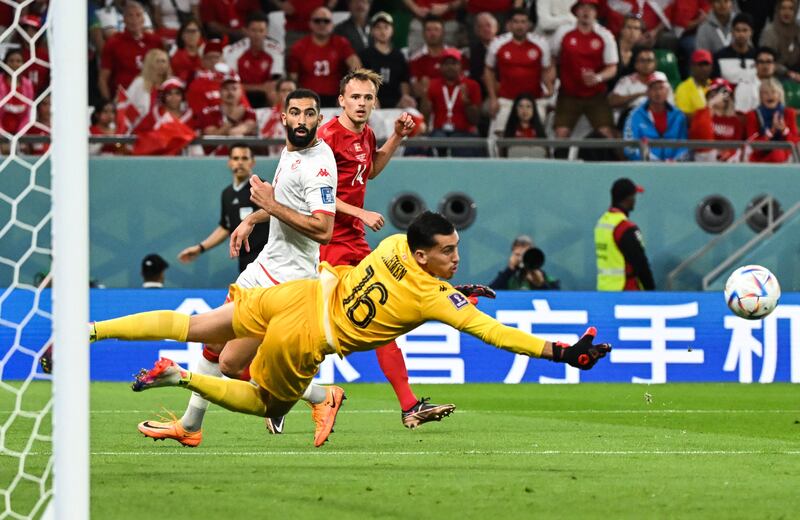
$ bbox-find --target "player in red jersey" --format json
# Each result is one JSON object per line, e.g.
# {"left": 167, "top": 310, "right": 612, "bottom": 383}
{"left": 316, "top": 69, "right": 456, "bottom": 428}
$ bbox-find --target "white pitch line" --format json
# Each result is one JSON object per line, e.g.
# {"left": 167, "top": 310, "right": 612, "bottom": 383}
{"left": 11, "top": 450, "right": 800, "bottom": 457}
{"left": 2, "top": 409, "right": 799, "bottom": 415}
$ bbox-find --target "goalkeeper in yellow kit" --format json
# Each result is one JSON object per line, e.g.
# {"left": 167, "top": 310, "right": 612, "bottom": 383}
{"left": 91, "top": 212, "right": 611, "bottom": 447}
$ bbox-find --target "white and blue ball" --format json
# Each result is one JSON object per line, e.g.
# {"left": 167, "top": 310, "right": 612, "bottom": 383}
{"left": 724, "top": 265, "right": 781, "bottom": 320}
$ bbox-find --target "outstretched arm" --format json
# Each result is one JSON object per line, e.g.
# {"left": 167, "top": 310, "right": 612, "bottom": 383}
{"left": 178, "top": 226, "right": 230, "bottom": 263}
{"left": 336, "top": 197, "right": 384, "bottom": 231}
{"left": 230, "top": 209, "right": 270, "bottom": 257}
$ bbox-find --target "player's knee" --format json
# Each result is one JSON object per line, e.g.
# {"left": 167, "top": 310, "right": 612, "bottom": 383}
{"left": 218, "top": 357, "right": 246, "bottom": 379}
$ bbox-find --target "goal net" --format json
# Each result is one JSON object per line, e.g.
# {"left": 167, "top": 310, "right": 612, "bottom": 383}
{"left": 0, "top": 1, "right": 88, "bottom": 518}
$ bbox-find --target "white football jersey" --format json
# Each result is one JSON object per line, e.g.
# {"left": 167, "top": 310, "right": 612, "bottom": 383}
{"left": 254, "top": 138, "right": 337, "bottom": 283}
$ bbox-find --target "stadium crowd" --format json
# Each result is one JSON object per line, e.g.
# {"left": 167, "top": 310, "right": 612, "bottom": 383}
{"left": 1, "top": 0, "right": 799, "bottom": 162}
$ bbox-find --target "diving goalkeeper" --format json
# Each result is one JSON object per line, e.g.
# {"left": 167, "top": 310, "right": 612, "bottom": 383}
{"left": 90, "top": 211, "right": 612, "bottom": 446}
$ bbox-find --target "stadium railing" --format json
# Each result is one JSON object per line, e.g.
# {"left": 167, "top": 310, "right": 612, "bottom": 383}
{"left": 8, "top": 136, "right": 800, "bottom": 162}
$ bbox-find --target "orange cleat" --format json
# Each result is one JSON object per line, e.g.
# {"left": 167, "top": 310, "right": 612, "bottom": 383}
{"left": 310, "top": 386, "right": 346, "bottom": 447}
{"left": 138, "top": 418, "right": 202, "bottom": 447}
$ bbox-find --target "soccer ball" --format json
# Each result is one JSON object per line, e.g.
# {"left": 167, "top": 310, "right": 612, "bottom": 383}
{"left": 724, "top": 265, "right": 781, "bottom": 320}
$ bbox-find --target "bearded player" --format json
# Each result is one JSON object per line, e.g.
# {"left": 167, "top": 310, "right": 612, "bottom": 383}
{"left": 235, "top": 69, "right": 455, "bottom": 430}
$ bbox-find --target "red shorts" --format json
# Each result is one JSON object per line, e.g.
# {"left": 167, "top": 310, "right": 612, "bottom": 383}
{"left": 320, "top": 238, "right": 371, "bottom": 267}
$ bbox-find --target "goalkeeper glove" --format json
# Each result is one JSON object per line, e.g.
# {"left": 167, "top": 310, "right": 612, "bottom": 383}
{"left": 454, "top": 284, "right": 496, "bottom": 305}
{"left": 551, "top": 327, "right": 611, "bottom": 370}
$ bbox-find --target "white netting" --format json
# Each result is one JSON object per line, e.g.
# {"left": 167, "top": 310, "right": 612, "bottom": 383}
{"left": 0, "top": 0, "right": 54, "bottom": 518}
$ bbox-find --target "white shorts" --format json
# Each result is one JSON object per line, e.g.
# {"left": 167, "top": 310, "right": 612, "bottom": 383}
{"left": 233, "top": 261, "right": 281, "bottom": 291}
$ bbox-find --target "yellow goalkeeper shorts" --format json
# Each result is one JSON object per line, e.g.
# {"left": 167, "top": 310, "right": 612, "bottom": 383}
{"left": 229, "top": 280, "right": 330, "bottom": 402}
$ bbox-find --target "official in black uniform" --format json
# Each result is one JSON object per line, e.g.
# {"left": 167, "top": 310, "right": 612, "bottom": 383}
{"left": 178, "top": 143, "right": 269, "bottom": 272}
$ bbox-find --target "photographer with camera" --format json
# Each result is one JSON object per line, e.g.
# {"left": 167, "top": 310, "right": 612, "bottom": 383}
{"left": 489, "top": 236, "right": 560, "bottom": 290}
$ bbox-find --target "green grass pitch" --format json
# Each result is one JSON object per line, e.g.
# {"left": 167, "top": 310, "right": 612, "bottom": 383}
{"left": 2, "top": 382, "right": 800, "bottom": 519}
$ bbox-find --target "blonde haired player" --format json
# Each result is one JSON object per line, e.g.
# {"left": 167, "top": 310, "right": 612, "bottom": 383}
{"left": 89, "top": 212, "right": 612, "bottom": 447}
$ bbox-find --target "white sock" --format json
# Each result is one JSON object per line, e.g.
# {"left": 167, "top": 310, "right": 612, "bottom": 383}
{"left": 301, "top": 383, "right": 327, "bottom": 404}
{"left": 179, "top": 355, "right": 223, "bottom": 431}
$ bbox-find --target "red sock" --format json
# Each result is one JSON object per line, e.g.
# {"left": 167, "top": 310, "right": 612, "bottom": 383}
{"left": 202, "top": 345, "right": 220, "bottom": 363}
{"left": 375, "top": 341, "right": 418, "bottom": 410}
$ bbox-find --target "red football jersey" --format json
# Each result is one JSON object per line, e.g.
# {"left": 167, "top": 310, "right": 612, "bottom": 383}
{"left": 413, "top": 0, "right": 456, "bottom": 20}
{"left": 317, "top": 116, "right": 377, "bottom": 242}
{"left": 100, "top": 30, "right": 163, "bottom": 92}
{"left": 288, "top": 35, "right": 355, "bottom": 96}
{"left": 427, "top": 77, "right": 482, "bottom": 133}
{"left": 21, "top": 46, "right": 49, "bottom": 95}
{"left": 199, "top": 0, "right": 260, "bottom": 31}
{"left": 0, "top": 75, "right": 34, "bottom": 134}
{"left": 467, "top": 0, "right": 513, "bottom": 13}
{"left": 186, "top": 69, "right": 221, "bottom": 115}
{"left": 552, "top": 24, "right": 618, "bottom": 98}
{"left": 171, "top": 49, "right": 202, "bottom": 83}
{"left": 285, "top": 0, "right": 327, "bottom": 32}
{"left": 486, "top": 33, "right": 550, "bottom": 99}
{"left": 198, "top": 104, "right": 256, "bottom": 155}
{"left": 25, "top": 122, "right": 50, "bottom": 155}
{"left": 409, "top": 49, "right": 443, "bottom": 82}
{"left": 237, "top": 47, "right": 275, "bottom": 85}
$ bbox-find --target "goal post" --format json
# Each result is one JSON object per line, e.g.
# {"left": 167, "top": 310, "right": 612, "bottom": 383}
{"left": 51, "top": 0, "right": 89, "bottom": 518}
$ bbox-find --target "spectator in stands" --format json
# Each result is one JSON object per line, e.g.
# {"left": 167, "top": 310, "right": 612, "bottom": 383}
{"left": 466, "top": 12, "right": 498, "bottom": 136}
{"left": 465, "top": 1, "right": 523, "bottom": 44}
{"left": 226, "top": 11, "right": 284, "bottom": 108}
{"left": 0, "top": 49, "right": 34, "bottom": 140}
{"left": 759, "top": 0, "right": 800, "bottom": 80}
{"left": 185, "top": 39, "right": 224, "bottom": 115}
{"left": 125, "top": 48, "right": 172, "bottom": 116}
{"left": 358, "top": 12, "right": 416, "bottom": 109}
{"left": 623, "top": 71, "right": 688, "bottom": 161}
{"left": 274, "top": 0, "right": 337, "bottom": 53}
{"left": 409, "top": 15, "right": 450, "bottom": 100}
{"left": 609, "top": 46, "right": 674, "bottom": 128}
{"left": 198, "top": 72, "right": 257, "bottom": 155}
{"left": 95, "top": 0, "right": 156, "bottom": 37}
{"left": 489, "top": 234, "right": 532, "bottom": 289}
{"left": 198, "top": 0, "right": 260, "bottom": 42}
{"left": 610, "top": 14, "right": 645, "bottom": 89}
{"left": 170, "top": 18, "right": 204, "bottom": 84}
{"left": 334, "top": 0, "right": 372, "bottom": 55}
{"left": 141, "top": 254, "right": 169, "bottom": 288}
{"left": 24, "top": 94, "right": 51, "bottom": 156}
{"left": 606, "top": 0, "right": 672, "bottom": 49}
{"left": 552, "top": 0, "right": 618, "bottom": 140}
{"left": 467, "top": 12, "right": 497, "bottom": 96}
{"left": 738, "top": 0, "right": 779, "bottom": 44}
{"left": 595, "top": 178, "right": 655, "bottom": 291}
{"left": 134, "top": 77, "right": 195, "bottom": 131}
{"left": 746, "top": 77, "right": 799, "bottom": 163}
{"left": 696, "top": 0, "right": 736, "bottom": 55}
{"left": 675, "top": 49, "right": 713, "bottom": 117}
{"left": 484, "top": 8, "right": 553, "bottom": 140}
{"left": 735, "top": 47, "right": 779, "bottom": 113}
{"left": 288, "top": 6, "right": 361, "bottom": 107}
{"left": 690, "top": 78, "right": 746, "bottom": 162}
{"left": 536, "top": 0, "right": 577, "bottom": 40}
{"left": 98, "top": 1, "right": 163, "bottom": 101}
{"left": 499, "top": 93, "right": 548, "bottom": 158}
{"left": 259, "top": 76, "right": 296, "bottom": 155}
{"left": 17, "top": 15, "right": 50, "bottom": 96}
{"left": 152, "top": 0, "right": 201, "bottom": 40}
{"left": 667, "top": 0, "right": 711, "bottom": 76}
{"left": 420, "top": 48, "right": 483, "bottom": 157}
{"left": 404, "top": 0, "right": 463, "bottom": 54}
{"left": 89, "top": 100, "right": 124, "bottom": 155}
{"left": 713, "top": 13, "right": 757, "bottom": 86}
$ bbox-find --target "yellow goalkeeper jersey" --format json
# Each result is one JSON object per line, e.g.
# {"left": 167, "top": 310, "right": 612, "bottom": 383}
{"left": 320, "top": 234, "right": 546, "bottom": 358}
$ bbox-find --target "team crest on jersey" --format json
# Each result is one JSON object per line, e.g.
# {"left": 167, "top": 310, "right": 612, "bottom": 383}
{"left": 590, "top": 38, "right": 601, "bottom": 50}
{"left": 448, "top": 292, "right": 469, "bottom": 310}
{"left": 569, "top": 37, "right": 577, "bottom": 46}
{"left": 320, "top": 186, "right": 334, "bottom": 204}
{"left": 528, "top": 48, "right": 538, "bottom": 60}
{"left": 291, "top": 159, "right": 301, "bottom": 170}
{"left": 503, "top": 51, "right": 511, "bottom": 59}
{"left": 354, "top": 143, "right": 362, "bottom": 152}
{"left": 317, "top": 168, "right": 331, "bottom": 177}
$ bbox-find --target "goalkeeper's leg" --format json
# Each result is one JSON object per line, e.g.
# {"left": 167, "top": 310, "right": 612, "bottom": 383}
{"left": 92, "top": 304, "right": 237, "bottom": 344}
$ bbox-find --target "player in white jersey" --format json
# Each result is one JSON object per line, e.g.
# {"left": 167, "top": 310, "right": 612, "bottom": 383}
{"left": 138, "top": 88, "right": 345, "bottom": 447}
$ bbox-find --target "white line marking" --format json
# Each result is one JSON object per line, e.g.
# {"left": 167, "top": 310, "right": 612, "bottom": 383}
{"left": 69, "top": 450, "right": 800, "bottom": 457}
{"left": 2, "top": 409, "right": 798, "bottom": 415}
